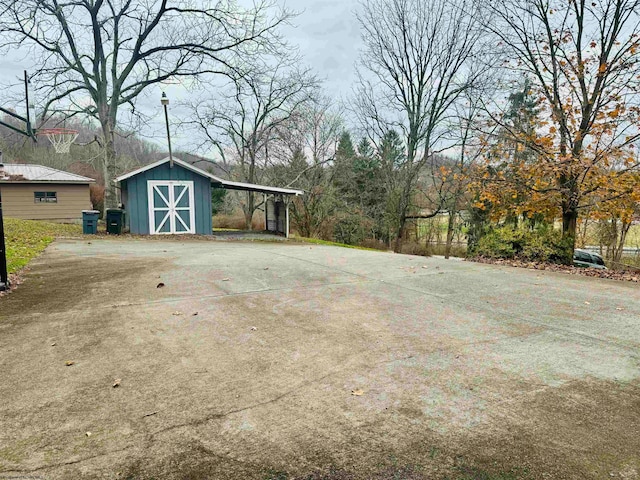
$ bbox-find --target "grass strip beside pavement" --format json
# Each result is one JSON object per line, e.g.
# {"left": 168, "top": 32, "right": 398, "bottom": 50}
{"left": 4, "top": 218, "right": 82, "bottom": 274}
{"left": 290, "top": 235, "right": 385, "bottom": 252}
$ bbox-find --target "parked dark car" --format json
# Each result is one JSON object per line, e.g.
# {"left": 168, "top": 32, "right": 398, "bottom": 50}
{"left": 573, "top": 249, "right": 607, "bottom": 269}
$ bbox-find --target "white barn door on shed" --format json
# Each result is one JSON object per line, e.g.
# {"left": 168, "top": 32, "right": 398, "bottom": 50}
{"left": 147, "top": 180, "right": 196, "bottom": 234}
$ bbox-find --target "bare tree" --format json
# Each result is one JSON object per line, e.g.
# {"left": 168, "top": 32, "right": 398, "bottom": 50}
{"left": 271, "top": 97, "right": 344, "bottom": 237}
{"left": 186, "top": 55, "right": 317, "bottom": 229}
{"left": 0, "top": 0, "right": 293, "bottom": 210}
{"left": 443, "top": 87, "right": 489, "bottom": 258}
{"left": 482, "top": 0, "right": 640, "bottom": 251}
{"left": 354, "top": 0, "right": 485, "bottom": 251}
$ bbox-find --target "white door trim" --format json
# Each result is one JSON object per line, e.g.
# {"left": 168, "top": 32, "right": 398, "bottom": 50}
{"left": 147, "top": 180, "right": 196, "bottom": 235}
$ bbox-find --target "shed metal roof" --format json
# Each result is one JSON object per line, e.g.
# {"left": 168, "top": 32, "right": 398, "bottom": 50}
{"left": 116, "top": 157, "right": 303, "bottom": 196}
{"left": 0, "top": 163, "right": 94, "bottom": 183}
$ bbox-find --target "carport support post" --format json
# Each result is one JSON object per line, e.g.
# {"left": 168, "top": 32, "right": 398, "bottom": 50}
{"left": 263, "top": 193, "right": 267, "bottom": 231}
{"left": 285, "top": 197, "right": 290, "bottom": 239}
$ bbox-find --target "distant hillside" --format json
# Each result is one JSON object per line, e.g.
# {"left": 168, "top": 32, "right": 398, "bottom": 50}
{"left": 0, "top": 114, "right": 227, "bottom": 184}
{"left": 174, "top": 151, "right": 229, "bottom": 178}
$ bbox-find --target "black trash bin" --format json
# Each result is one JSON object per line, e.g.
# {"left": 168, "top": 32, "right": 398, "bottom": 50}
{"left": 82, "top": 210, "right": 100, "bottom": 234}
{"left": 106, "top": 208, "right": 124, "bottom": 234}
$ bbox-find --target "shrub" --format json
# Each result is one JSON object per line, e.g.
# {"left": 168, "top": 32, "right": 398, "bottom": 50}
{"left": 89, "top": 184, "right": 104, "bottom": 217}
{"left": 333, "top": 213, "right": 372, "bottom": 246}
{"left": 520, "top": 228, "right": 571, "bottom": 263}
{"left": 399, "top": 241, "right": 430, "bottom": 256}
{"left": 474, "top": 225, "right": 573, "bottom": 264}
{"left": 359, "top": 238, "right": 389, "bottom": 251}
{"left": 474, "top": 226, "right": 523, "bottom": 258}
{"left": 425, "top": 243, "right": 467, "bottom": 258}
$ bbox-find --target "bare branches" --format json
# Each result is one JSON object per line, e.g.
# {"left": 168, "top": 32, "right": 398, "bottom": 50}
{"left": 0, "top": 0, "right": 294, "bottom": 209}
{"left": 353, "top": 0, "right": 486, "bottom": 250}
{"left": 182, "top": 48, "right": 319, "bottom": 228}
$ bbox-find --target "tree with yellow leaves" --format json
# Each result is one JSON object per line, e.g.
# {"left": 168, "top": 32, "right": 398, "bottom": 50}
{"left": 480, "top": 0, "right": 640, "bottom": 253}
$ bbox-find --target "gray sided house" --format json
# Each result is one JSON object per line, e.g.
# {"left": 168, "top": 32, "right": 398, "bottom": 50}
{"left": 116, "top": 157, "right": 303, "bottom": 236}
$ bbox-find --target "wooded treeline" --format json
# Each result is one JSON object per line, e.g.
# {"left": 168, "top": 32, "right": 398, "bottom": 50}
{"left": 0, "top": 0, "right": 638, "bottom": 264}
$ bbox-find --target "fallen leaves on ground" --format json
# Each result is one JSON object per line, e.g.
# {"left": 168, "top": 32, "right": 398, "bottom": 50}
{"left": 112, "top": 379, "right": 121, "bottom": 388}
{"left": 351, "top": 389, "right": 365, "bottom": 396}
{"left": 470, "top": 257, "right": 639, "bottom": 282}
{"left": 172, "top": 311, "right": 183, "bottom": 316}
{"left": 156, "top": 282, "right": 165, "bottom": 288}
{"left": 65, "top": 361, "right": 75, "bottom": 366}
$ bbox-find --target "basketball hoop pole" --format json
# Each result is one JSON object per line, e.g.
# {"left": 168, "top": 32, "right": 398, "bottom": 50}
{"left": 0, "top": 71, "right": 35, "bottom": 291}
{"left": 24, "top": 70, "right": 33, "bottom": 138}
{"left": 0, "top": 189, "right": 7, "bottom": 292}
{"left": 0, "top": 70, "right": 36, "bottom": 141}
{"left": 0, "top": 153, "right": 8, "bottom": 291}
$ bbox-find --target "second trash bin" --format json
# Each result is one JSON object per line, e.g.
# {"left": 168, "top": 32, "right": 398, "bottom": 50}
{"left": 106, "top": 208, "right": 124, "bottom": 234}
{"left": 82, "top": 210, "right": 100, "bottom": 234}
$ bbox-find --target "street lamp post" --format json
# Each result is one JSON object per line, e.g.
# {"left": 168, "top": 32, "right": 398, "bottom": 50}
{"left": 161, "top": 92, "right": 173, "bottom": 169}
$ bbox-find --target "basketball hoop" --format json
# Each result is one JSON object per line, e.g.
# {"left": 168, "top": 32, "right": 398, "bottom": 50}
{"left": 38, "top": 128, "right": 79, "bottom": 154}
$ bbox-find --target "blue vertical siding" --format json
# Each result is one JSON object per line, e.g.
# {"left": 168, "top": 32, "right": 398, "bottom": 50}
{"left": 122, "top": 162, "right": 212, "bottom": 235}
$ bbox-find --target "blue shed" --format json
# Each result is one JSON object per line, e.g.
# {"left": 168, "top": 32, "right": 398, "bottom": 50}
{"left": 115, "top": 157, "right": 303, "bottom": 236}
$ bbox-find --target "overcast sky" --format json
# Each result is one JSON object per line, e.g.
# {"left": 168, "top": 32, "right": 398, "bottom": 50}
{"left": 284, "top": 0, "right": 362, "bottom": 97}
{"left": 0, "top": 0, "right": 363, "bottom": 153}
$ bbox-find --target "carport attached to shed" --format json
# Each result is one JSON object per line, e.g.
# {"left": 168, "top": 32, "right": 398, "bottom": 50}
{"left": 115, "top": 157, "right": 303, "bottom": 236}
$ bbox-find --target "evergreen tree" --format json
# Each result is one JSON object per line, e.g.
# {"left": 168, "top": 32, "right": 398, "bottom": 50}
{"left": 332, "top": 131, "right": 359, "bottom": 205}
{"left": 376, "top": 130, "right": 406, "bottom": 245}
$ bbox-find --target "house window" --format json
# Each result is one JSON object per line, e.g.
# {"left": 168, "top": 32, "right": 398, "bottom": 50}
{"left": 34, "top": 191, "right": 57, "bottom": 203}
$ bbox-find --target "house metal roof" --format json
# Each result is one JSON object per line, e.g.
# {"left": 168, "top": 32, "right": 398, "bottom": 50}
{"left": 0, "top": 163, "right": 94, "bottom": 183}
{"left": 116, "top": 157, "right": 304, "bottom": 196}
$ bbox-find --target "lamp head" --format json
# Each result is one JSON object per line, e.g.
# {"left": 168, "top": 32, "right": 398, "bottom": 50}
{"left": 161, "top": 92, "right": 169, "bottom": 106}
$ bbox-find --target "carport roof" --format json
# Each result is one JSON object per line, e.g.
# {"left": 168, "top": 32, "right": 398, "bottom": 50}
{"left": 115, "top": 157, "right": 303, "bottom": 196}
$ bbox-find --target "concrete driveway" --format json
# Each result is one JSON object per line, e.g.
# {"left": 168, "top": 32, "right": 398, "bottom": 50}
{"left": 0, "top": 239, "right": 639, "bottom": 479}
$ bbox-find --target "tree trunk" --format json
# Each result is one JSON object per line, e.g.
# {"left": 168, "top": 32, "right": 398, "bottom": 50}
{"left": 244, "top": 191, "right": 255, "bottom": 230}
{"left": 444, "top": 210, "right": 456, "bottom": 259}
{"left": 560, "top": 174, "right": 579, "bottom": 261}
{"left": 101, "top": 121, "right": 118, "bottom": 215}
{"left": 561, "top": 207, "right": 578, "bottom": 256}
{"left": 393, "top": 177, "right": 413, "bottom": 253}
{"left": 393, "top": 215, "right": 406, "bottom": 253}
{"left": 578, "top": 211, "right": 590, "bottom": 248}
{"left": 614, "top": 220, "right": 631, "bottom": 264}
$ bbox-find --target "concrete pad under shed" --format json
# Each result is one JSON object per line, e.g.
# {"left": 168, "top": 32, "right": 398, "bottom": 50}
{"left": 0, "top": 239, "right": 639, "bottom": 479}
